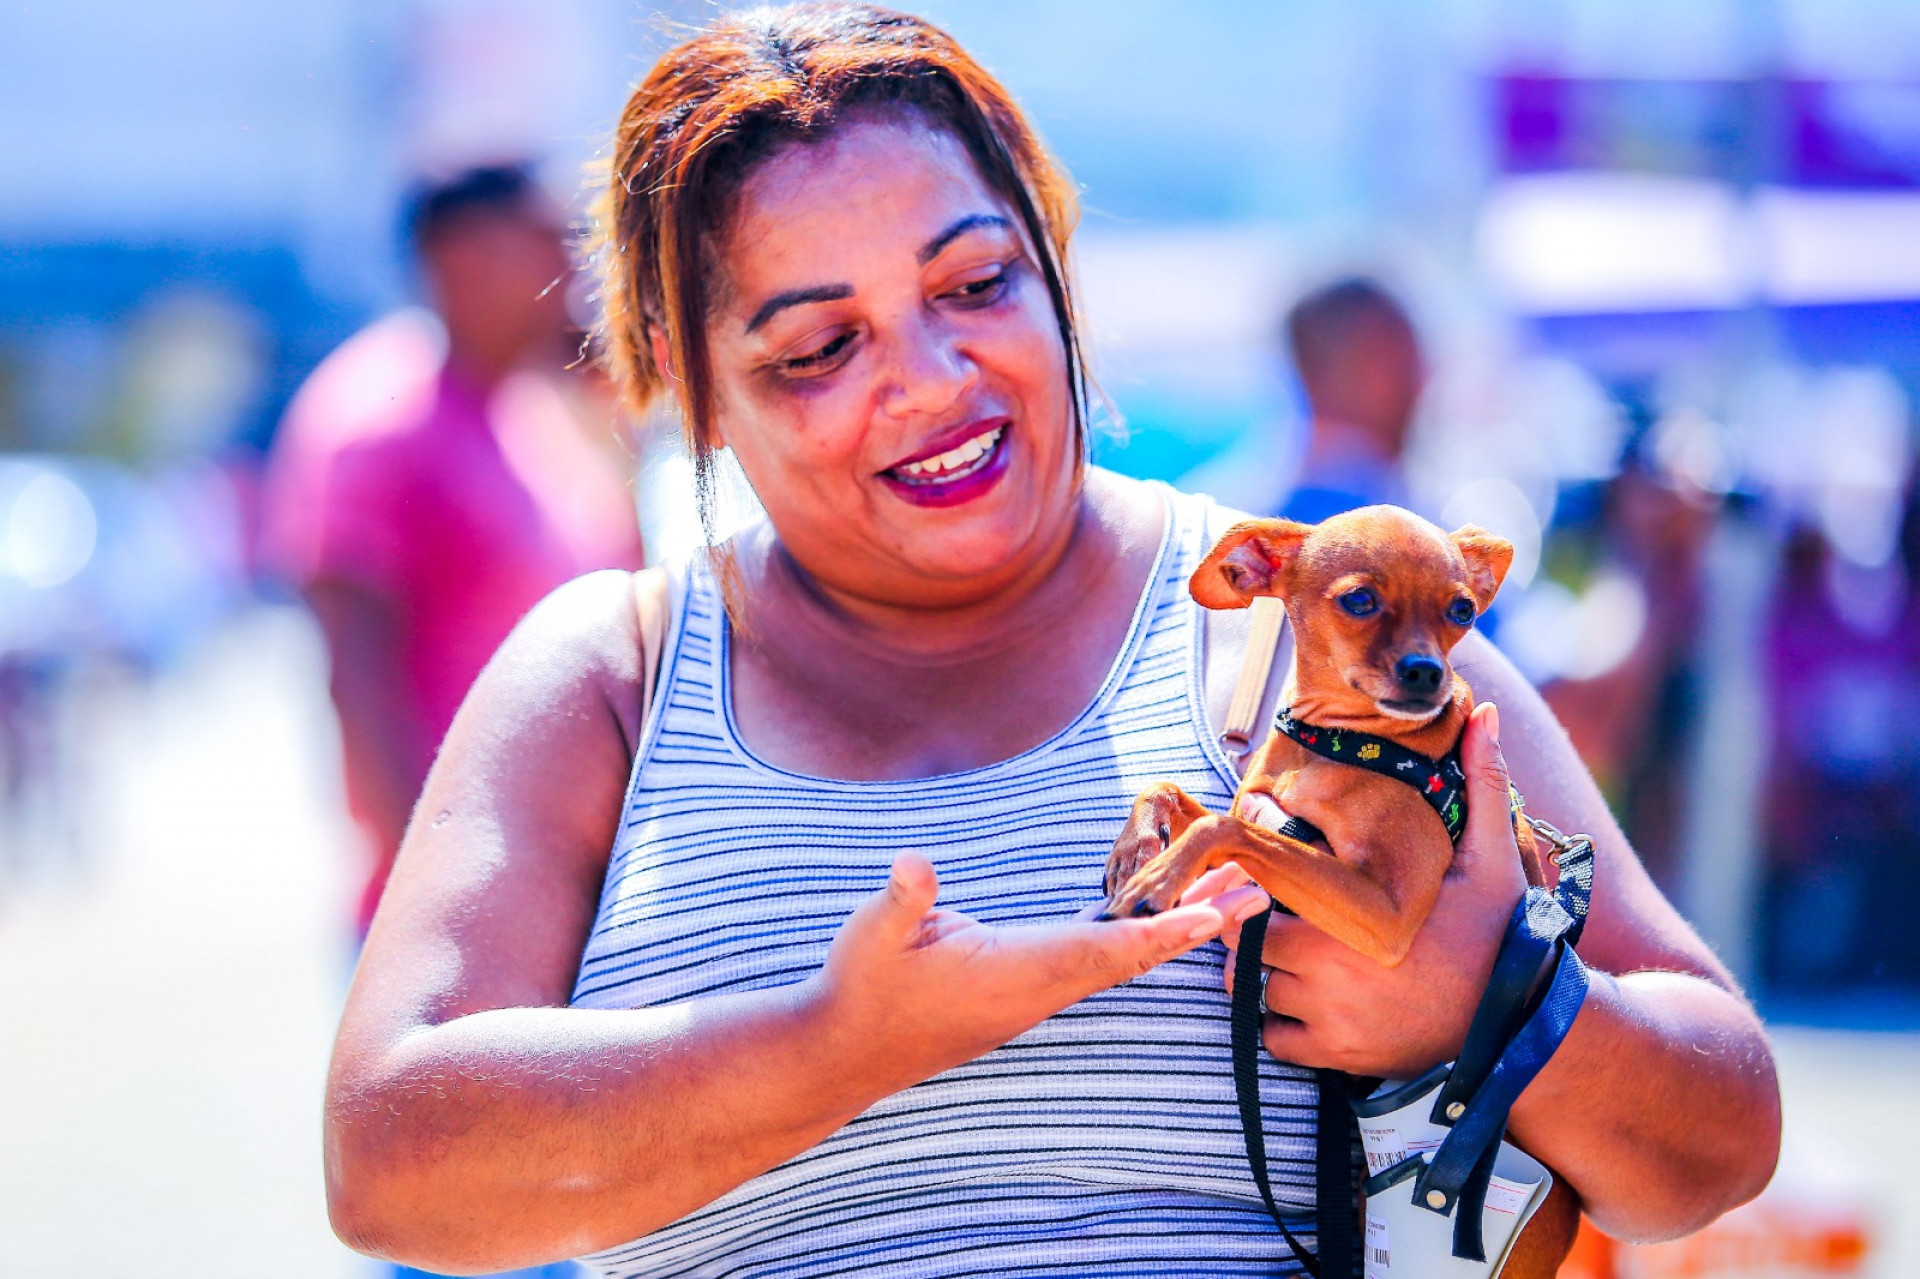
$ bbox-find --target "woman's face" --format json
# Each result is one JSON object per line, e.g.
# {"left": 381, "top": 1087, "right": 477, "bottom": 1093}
{"left": 702, "top": 112, "right": 1077, "bottom": 608}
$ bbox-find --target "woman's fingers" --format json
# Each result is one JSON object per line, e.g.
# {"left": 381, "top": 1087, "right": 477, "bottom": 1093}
{"left": 1256, "top": 963, "right": 1306, "bottom": 1017}
{"left": 1058, "top": 882, "right": 1269, "bottom": 987}
{"left": 1250, "top": 909, "right": 1310, "bottom": 972}
{"left": 1179, "top": 860, "right": 1253, "bottom": 907}
{"left": 840, "top": 851, "right": 940, "bottom": 949}
{"left": 1257, "top": 1011, "right": 1330, "bottom": 1071}
{"left": 1455, "top": 702, "right": 1519, "bottom": 873}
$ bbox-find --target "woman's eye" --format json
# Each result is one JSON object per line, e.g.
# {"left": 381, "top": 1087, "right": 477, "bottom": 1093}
{"left": 1448, "top": 598, "right": 1476, "bottom": 626}
{"left": 1338, "top": 589, "right": 1377, "bottom": 618}
{"left": 781, "top": 330, "right": 855, "bottom": 374}
{"left": 945, "top": 268, "right": 1009, "bottom": 306}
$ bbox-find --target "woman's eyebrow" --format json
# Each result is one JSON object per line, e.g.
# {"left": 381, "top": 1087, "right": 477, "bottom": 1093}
{"left": 741, "top": 214, "right": 1012, "bottom": 334}
{"left": 745, "top": 284, "right": 854, "bottom": 334}
{"left": 917, "top": 213, "right": 1012, "bottom": 264}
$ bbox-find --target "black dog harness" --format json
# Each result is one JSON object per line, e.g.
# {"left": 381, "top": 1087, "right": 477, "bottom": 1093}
{"left": 1231, "top": 708, "right": 1594, "bottom": 1277}
{"left": 1273, "top": 708, "right": 1469, "bottom": 842}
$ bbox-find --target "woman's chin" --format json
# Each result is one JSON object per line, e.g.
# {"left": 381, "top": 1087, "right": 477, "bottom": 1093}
{"left": 889, "top": 522, "right": 1079, "bottom": 601}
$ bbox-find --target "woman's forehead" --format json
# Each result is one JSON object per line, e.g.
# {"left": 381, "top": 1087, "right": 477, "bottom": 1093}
{"left": 717, "top": 115, "right": 1009, "bottom": 302}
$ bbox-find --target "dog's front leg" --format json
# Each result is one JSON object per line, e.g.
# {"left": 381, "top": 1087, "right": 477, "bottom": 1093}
{"left": 1102, "top": 782, "right": 1214, "bottom": 905}
{"left": 1112, "top": 816, "right": 1446, "bottom": 966}
{"left": 1103, "top": 809, "right": 1290, "bottom": 919}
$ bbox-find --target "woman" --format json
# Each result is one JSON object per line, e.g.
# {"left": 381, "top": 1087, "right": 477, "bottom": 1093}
{"left": 325, "top": 7, "right": 1780, "bottom": 1275}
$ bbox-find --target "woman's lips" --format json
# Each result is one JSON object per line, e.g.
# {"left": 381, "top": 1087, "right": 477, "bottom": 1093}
{"left": 877, "top": 419, "right": 1012, "bottom": 508}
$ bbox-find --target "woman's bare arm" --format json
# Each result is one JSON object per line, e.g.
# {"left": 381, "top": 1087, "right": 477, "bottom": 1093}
{"left": 1244, "top": 632, "right": 1778, "bottom": 1242}
{"left": 1460, "top": 634, "right": 1780, "bottom": 1239}
{"left": 324, "top": 570, "right": 1257, "bottom": 1273}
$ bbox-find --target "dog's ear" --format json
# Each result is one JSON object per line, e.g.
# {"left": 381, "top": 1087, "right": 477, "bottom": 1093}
{"left": 1189, "top": 519, "right": 1310, "bottom": 610}
{"left": 1450, "top": 525, "right": 1514, "bottom": 611}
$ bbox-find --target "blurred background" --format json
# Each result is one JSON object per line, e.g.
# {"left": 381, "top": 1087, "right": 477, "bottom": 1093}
{"left": 2, "top": 1, "right": 1916, "bottom": 1276}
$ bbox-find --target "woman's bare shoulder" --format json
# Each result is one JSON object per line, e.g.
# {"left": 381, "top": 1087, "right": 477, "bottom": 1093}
{"left": 479, "top": 568, "right": 654, "bottom": 753}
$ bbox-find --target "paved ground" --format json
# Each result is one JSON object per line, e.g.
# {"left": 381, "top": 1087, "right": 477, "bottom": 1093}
{"left": 0, "top": 608, "right": 366, "bottom": 1279}
{"left": 0, "top": 605, "right": 1912, "bottom": 1278}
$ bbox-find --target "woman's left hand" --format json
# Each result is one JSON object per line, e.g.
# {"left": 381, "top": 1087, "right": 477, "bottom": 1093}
{"left": 1222, "top": 702, "right": 1528, "bottom": 1078}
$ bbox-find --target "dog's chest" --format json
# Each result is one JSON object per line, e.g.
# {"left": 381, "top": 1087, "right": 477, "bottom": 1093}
{"left": 1236, "top": 735, "right": 1447, "bottom": 853}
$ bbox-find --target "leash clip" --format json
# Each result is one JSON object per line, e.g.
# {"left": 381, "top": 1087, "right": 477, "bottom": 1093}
{"left": 1522, "top": 814, "right": 1593, "bottom": 868}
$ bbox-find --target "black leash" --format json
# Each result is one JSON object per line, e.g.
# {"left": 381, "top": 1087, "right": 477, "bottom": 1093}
{"left": 1233, "top": 906, "right": 1359, "bottom": 1278}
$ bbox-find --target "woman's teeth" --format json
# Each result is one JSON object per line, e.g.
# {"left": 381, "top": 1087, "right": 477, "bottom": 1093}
{"left": 892, "top": 425, "right": 1004, "bottom": 484}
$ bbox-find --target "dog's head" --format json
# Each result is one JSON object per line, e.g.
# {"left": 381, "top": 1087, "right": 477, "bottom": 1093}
{"left": 1191, "top": 506, "right": 1512, "bottom": 723}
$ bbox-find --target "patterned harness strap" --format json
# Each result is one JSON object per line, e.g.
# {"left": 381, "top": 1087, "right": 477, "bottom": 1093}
{"left": 1273, "top": 708, "right": 1469, "bottom": 842}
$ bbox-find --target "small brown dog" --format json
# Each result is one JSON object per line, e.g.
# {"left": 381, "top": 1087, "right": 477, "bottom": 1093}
{"left": 1102, "top": 504, "right": 1577, "bottom": 1279}
{"left": 1103, "top": 505, "right": 1543, "bottom": 956}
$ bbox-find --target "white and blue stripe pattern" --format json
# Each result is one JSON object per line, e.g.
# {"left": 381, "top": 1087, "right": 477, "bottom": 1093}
{"left": 571, "top": 485, "right": 1322, "bottom": 1276}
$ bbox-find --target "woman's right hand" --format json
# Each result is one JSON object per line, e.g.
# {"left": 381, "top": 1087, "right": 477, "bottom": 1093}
{"left": 810, "top": 851, "right": 1270, "bottom": 1089}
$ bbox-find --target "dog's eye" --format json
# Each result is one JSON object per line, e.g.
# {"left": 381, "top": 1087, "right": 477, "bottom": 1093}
{"left": 1338, "top": 589, "right": 1378, "bottom": 618}
{"left": 1448, "top": 598, "right": 1476, "bottom": 626}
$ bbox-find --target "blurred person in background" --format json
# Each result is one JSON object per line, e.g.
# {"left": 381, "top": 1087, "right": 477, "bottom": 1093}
{"left": 263, "top": 164, "right": 644, "bottom": 947}
{"left": 1762, "top": 469, "right": 1920, "bottom": 994}
{"left": 1277, "top": 276, "right": 1425, "bottom": 524}
{"left": 1533, "top": 440, "right": 1720, "bottom": 889}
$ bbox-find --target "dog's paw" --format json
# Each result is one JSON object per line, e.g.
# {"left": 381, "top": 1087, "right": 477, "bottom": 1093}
{"left": 1103, "top": 853, "right": 1195, "bottom": 920}
{"left": 1103, "top": 821, "right": 1173, "bottom": 900}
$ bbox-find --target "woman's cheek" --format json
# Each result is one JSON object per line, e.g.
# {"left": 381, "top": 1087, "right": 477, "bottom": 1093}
{"left": 735, "top": 377, "right": 871, "bottom": 474}
{"left": 975, "top": 308, "right": 1066, "bottom": 416}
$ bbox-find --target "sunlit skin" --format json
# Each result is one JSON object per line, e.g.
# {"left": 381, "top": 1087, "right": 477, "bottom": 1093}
{"left": 322, "top": 112, "right": 1779, "bottom": 1273}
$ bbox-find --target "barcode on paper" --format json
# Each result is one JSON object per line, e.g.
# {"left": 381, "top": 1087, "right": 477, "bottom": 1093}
{"left": 1365, "top": 1215, "right": 1390, "bottom": 1275}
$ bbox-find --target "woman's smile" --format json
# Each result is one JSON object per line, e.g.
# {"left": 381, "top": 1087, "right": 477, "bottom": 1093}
{"left": 878, "top": 416, "right": 1012, "bottom": 507}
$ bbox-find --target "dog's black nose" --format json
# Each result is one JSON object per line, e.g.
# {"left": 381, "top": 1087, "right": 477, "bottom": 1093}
{"left": 1395, "top": 653, "right": 1445, "bottom": 695}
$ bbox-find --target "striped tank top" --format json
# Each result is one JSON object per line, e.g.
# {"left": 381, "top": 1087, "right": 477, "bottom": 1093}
{"left": 570, "top": 484, "right": 1321, "bottom": 1277}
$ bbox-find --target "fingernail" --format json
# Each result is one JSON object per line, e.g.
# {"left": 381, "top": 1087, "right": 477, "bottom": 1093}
{"left": 1484, "top": 701, "right": 1500, "bottom": 746}
{"left": 1187, "top": 919, "right": 1219, "bottom": 941}
{"left": 1232, "top": 893, "right": 1268, "bottom": 924}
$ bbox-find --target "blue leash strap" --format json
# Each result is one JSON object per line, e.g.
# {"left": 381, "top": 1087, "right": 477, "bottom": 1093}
{"left": 1429, "top": 819, "right": 1594, "bottom": 1130}
{"left": 1414, "top": 819, "right": 1596, "bottom": 1261}
{"left": 1413, "top": 941, "right": 1590, "bottom": 1258}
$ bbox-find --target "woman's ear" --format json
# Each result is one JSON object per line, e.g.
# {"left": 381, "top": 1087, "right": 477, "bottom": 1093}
{"left": 646, "top": 322, "right": 676, "bottom": 386}
{"left": 1450, "top": 525, "right": 1514, "bottom": 611}
{"left": 1189, "top": 519, "right": 1310, "bottom": 610}
{"left": 645, "top": 322, "right": 730, "bottom": 449}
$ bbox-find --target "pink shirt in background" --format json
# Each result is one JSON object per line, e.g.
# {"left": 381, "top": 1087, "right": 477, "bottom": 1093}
{"left": 262, "top": 310, "right": 644, "bottom": 928}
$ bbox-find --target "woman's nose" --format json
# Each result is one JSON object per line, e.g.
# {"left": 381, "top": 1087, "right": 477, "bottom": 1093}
{"left": 878, "top": 319, "right": 976, "bottom": 419}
